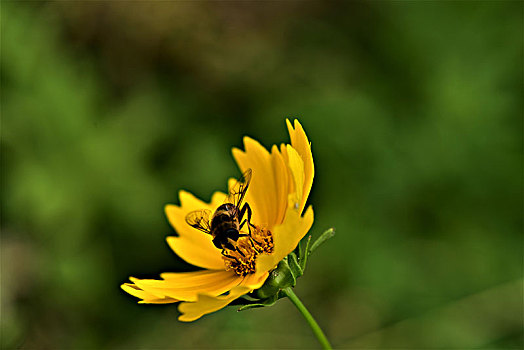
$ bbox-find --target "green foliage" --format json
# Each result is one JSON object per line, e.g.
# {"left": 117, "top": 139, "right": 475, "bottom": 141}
{"left": 2, "top": 1, "right": 522, "bottom": 349}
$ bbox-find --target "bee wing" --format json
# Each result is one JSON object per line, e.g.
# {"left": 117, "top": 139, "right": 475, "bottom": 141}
{"left": 226, "top": 168, "right": 252, "bottom": 214}
{"left": 185, "top": 209, "right": 212, "bottom": 234}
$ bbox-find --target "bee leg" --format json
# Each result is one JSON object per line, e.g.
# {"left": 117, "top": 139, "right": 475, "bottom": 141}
{"left": 245, "top": 204, "right": 256, "bottom": 235}
{"left": 239, "top": 219, "right": 247, "bottom": 231}
{"left": 233, "top": 225, "right": 249, "bottom": 240}
{"left": 247, "top": 235, "right": 263, "bottom": 253}
{"left": 238, "top": 204, "right": 264, "bottom": 251}
{"left": 237, "top": 223, "right": 253, "bottom": 237}
{"left": 238, "top": 203, "right": 255, "bottom": 235}
{"left": 237, "top": 205, "right": 248, "bottom": 231}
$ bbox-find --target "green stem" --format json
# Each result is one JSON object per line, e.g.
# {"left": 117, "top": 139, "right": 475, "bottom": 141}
{"left": 282, "top": 287, "right": 332, "bottom": 349}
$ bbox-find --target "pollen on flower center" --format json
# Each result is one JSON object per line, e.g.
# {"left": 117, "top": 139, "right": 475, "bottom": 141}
{"left": 222, "top": 226, "right": 274, "bottom": 276}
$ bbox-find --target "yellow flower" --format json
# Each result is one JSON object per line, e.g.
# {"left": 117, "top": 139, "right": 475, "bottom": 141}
{"left": 121, "top": 120, "right": 314, "bottom": 322}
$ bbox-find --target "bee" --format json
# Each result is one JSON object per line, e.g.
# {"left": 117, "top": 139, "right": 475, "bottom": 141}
{"left": 185, "top": 169, "right": 256, "bottom": 256}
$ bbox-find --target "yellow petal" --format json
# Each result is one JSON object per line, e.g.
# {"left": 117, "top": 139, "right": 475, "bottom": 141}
{"left": 270, "top": 145, "right": 289, "bottom": 226}
{"left": 285, "top": 145, "right": 305, "bottom": 210}
{"left": 137, "top": 299, "right": 177, "bottom": 304}
{"left": 128, "top": 270, "right": 242, "bottom": 302}
{"left": 232, "top": 146, "right": 289, "bottom": 227}
{"left": 165, "top": 191, "right": 227, "bottom": 270}
{"left": 121, "top": 283, "right": 178, "bottom": 303}
{"left": 178, "top": 286, "right": 249, "bottom": 322}
{"left": 286, "top": 119, "right": 314, "bottom": 213}
{"left": 177, "top": 271, "right": 268, "bottom": 322}
{"left": 232, "top": 137, "right": 287, "bottom": 228}
{"left": 280, "top": 143, "right": 296, "bottom": 196}
{"left": 256, "top": 205, "right": 314, "bottom": 273}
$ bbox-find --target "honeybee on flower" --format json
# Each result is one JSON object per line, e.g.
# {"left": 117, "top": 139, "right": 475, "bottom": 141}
{"left": 121, "top": 120, "right": 329, "bottom": 330}
{"left": 185, "top": 168, "right": 275, "bottom": 276}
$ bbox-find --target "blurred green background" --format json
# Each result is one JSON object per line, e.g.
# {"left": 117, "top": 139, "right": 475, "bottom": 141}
{"left": 1, "top": 1, "right": 522, "bottom": 349}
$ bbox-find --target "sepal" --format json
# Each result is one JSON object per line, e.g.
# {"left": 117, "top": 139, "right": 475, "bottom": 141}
{"left": 237, "top": 293, "right": 279, "bottom": 311}
{"left": 287, "top": 251, "right": 303, "bottom": 278}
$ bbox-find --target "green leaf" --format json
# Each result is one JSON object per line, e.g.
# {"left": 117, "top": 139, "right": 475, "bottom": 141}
{"left": 309, "top": 228, "right": 335, "bottom": 255}
{"left": 299, "top": 234, "right": 312, "bottom": 271}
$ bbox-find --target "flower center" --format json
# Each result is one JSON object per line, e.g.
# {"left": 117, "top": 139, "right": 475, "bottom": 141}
{"left": 222, "top": 226, "right": 274, "bottom": 276}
